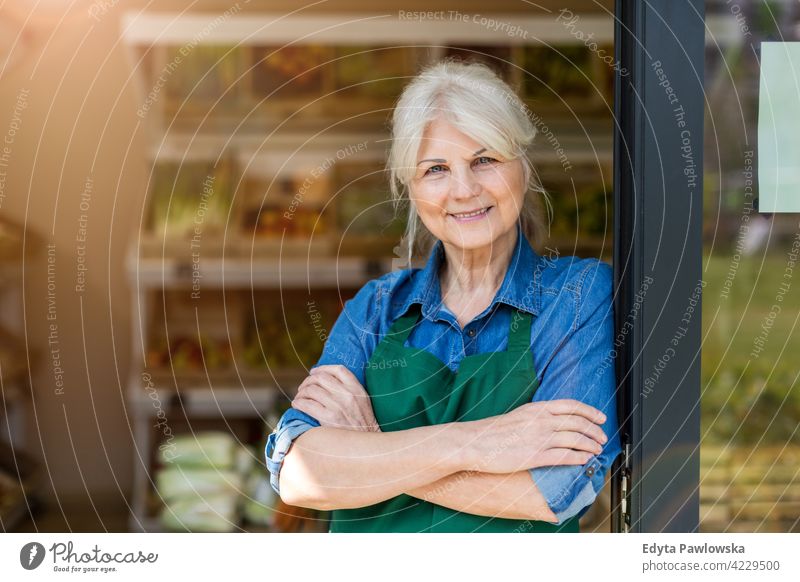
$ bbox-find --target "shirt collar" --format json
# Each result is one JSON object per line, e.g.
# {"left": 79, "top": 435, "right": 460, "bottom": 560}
{"left": 396, "top": 221, "right": 542, "bottom": 321}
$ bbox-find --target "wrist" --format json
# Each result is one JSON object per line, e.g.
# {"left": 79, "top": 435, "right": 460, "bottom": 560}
{"left": 439, "top": 420, "right": 479, "bottom": 473}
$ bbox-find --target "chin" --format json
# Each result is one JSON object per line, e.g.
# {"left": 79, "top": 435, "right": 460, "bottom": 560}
{"left": 441, "top": 225, "right": 509, "bottom": 251}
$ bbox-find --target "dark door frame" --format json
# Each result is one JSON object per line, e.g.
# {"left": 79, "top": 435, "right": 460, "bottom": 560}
{"left": 611, "top": 0, "right": 705, "bottom": 533}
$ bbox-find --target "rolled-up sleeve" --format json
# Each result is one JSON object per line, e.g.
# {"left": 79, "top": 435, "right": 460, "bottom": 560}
{"left": 528, "top": 260, "right": 622, "bottom": 524}
{"left": 265, "top": 408, "right": 320, "bottom": 495}
{"left": 264, "top": 279, "right": 381, "bottom": 496}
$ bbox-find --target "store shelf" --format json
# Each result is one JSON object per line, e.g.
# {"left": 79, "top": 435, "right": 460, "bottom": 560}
{"left": 129, "top": 515, "right": 284, "bottom": 533}
{"left": 127, "top": 253, "right": 395, "bottom": 289}
{"left": 122, "top": 12, "right": 614, "bottom": 45}
{"left": 129, "top": 384, "right": 280, "bottom": 418}
{"left": 122, "top": 7, "right": 624, "bottom": 533}
{"left": 0, "top": 443, "right": 39, "bottom": 532}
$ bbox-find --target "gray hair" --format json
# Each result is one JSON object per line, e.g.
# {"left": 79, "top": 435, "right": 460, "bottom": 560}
{"left": 387, "top": 58, "right": 550, "bottom": 263}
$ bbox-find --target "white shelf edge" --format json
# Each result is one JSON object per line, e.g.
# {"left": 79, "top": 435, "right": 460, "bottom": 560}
{"left": 121, "top": 12, "right": 615, "bottom": 45}
{"left": 126, "top": 252, "right": 396, "bottom": 288}
{"left": 127, "top": 383, "right": 281, "bottom": 418}
{"left": 146, "top": 131, "right": 390, "bottom": 162}
{"left": 121, "top": 12, "right": 744, "bottom": 47}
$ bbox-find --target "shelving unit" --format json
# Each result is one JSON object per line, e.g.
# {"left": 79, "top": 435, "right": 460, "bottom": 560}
{"left": 0, "top": 217, "right": 39, "bottom": 531}
{"left": 122, "top": 10, "right": 616, "bottom": 532}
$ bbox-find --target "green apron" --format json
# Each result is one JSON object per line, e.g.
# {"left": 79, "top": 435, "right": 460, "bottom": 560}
{"left": 330, "top": 305, "right": 580, "bottom": 533}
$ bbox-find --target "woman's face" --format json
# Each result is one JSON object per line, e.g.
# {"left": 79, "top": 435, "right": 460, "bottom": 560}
{"left": 409, "top": 117, "right": 526, "bottom": 252}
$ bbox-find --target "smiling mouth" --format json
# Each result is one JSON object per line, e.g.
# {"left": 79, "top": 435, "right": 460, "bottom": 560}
{"left": 448, "top": 206, "right": 493, "bottom": 221}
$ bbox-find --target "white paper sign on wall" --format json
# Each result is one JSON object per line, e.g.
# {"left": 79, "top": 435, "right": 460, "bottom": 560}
{"left": 758, "top": 42, "right": 800, "bottom": 213}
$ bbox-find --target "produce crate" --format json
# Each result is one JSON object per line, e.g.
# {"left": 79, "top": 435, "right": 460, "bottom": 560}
{"left": 242, "top": 288, "right": 357, "bottom": 375}
{"left": 140, "top": 157, "right": 237, "bottom": 259}
{"left": 334, "top": 160, "right": 406, "bottom": 257}
{"left": 146, "top": 289, "right": 239, "bottom": 378}
{"left": 522, "top": 44, "right": 614, "bottom": 114}
{"left": 162, "top": 44, "right": 245, "bottom": 123}
{"left": 237, "top": 150, "right": 333, "bottom": 257}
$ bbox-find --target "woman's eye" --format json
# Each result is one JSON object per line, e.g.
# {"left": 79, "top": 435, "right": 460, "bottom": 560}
{"left": 424, "top": 164, "right": 447, "bottom": 175}
{"left": 475, "top": 156, "right": 497, "bottom": 165}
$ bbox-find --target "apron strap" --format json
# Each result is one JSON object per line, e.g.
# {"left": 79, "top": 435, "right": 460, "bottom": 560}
{"left": 506, "top": 309, "right": 533, "bottom": 353}
{"left": 384, "top": 305, "right": 423, "bottom": 346}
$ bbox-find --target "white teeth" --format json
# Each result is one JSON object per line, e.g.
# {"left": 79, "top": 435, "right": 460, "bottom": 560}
{"left": 451, "top": 207, "right": 488, "bottom": 218}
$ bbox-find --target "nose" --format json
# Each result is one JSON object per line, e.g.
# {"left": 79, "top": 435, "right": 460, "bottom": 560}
{"left": 450, "top": 164, "right": 480, "bottom": 201}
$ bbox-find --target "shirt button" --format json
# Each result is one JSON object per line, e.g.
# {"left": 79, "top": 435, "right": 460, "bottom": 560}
{"left": 467, "top": 329, "right": 476, "bottom": 337}
{"left": 585, "top": 466, "right": 596, "bottom": 477}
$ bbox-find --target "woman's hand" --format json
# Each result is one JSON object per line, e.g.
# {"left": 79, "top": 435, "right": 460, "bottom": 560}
{"left": 463, "top": 399, "right": 608, "bottom": 473}
{"left": 291, "top": 365, "right": 380, "bottom": 433}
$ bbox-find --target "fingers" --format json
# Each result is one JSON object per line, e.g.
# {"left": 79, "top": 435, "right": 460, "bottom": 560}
{"left": 537, "top": 448, "right": 594, "bottom": 467}
{"left": 306, "top": 370, "right": 364, "bottom": 400}
{"left": 311, "top": 366, "right": 368, "bottom": 400}
{"left": 306, "top": 369, "right": 344, "bottom": 390}
{"left": 546, "top": 431, "right": 604, "bottom": 455}
{"left": 292, "top": 397, "right": 328, "bottom": 421}
{"left": 310, "top": 365, "right": 357, "bottom": 386}
{"left": 297, "top": 375, "right": 348, "bottom": 399}
{"left": 545, "top": 399, "right": 607, "bottom": 424}
{"left": 548, "top": 415, "right": 608, "bottom": 446}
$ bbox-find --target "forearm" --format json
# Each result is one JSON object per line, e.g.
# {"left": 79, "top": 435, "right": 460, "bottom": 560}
{"left": 405, "top": 471, "right": 559, "bottom": 522}
{"left": 279, "top": 423, "right": 474, "bottom": 510}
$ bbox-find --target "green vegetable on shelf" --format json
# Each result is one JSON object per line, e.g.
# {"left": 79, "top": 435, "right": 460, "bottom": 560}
{"left": 165, "top": 44, "right": 242, "bottom": 106}
{"left": 157, "top": 432, "right": 239, "bottom": 468}
{"left": 160, "top": 492, "right": 239, "bottom": 533}
{"left": 149, "top": 159, "right": 234, "bottom": 239}
{"left": 523, "top": 45, "right": 594, "bottom": 100}
{"left": 155, "top": 467, "right": 242, "bottom": 501}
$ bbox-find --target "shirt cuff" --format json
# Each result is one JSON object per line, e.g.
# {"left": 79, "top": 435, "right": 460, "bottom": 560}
{"left": 528, "top": 456, "right": 604, "bottom": 524}
{"left": 265, "top": 408, "right": 320, "bottom": 496}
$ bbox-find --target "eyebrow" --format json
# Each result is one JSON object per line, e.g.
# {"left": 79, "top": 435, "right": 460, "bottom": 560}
{"left": 417, "top": 147, "right": 487, "bottom": 166}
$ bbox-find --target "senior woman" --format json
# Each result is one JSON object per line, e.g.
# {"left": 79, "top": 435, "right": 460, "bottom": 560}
{"left": 265, "top": 60, "right": 621, "bottom": 533}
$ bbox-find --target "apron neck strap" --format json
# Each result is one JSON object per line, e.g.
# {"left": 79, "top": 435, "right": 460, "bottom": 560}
{"left": 506, "top": 309, "right": 533, "bottom": 352}
{"left": 386, "top": 305, "right": 423, "bottom": 346}
{"left": 386, "top": 306, "right": 532, "bottom": 351}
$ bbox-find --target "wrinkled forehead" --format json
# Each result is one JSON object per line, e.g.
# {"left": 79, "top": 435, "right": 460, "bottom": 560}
{"left": 416, "top": 118, "right": 487, "bottom": 160}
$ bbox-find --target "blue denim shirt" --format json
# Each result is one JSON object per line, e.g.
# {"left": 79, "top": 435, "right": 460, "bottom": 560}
{"left": 265, "top": 222, "right": 622, "bottom": 525}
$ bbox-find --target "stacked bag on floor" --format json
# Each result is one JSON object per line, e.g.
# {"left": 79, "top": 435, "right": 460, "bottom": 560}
{"left": 155, "top": 431, "right": 279, "bottom": 532}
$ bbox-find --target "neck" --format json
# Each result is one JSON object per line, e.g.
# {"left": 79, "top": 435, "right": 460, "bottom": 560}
{"left": 439, "top": 225, "right": 519, "bottom": 302}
